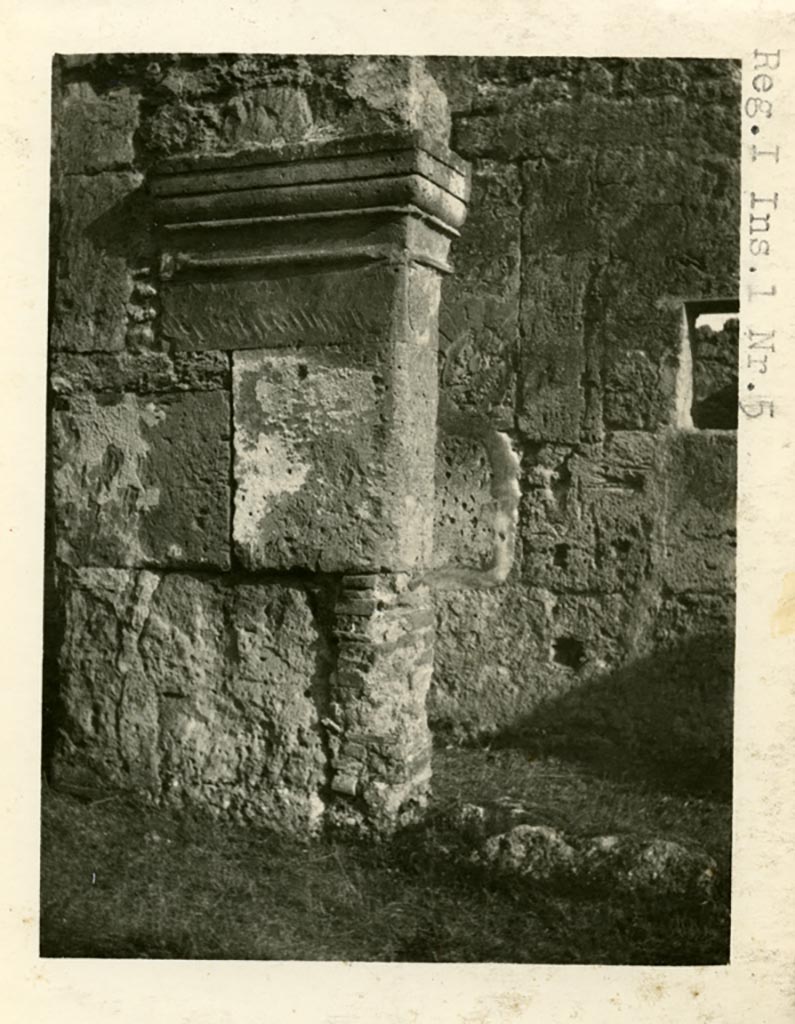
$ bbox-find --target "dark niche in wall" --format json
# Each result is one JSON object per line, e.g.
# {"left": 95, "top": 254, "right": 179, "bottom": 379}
{"left": 552, "top": 635, "right": 586, "bottom": 671}
{"left": 688, "top": 303, "right": 740, "bottom": 431}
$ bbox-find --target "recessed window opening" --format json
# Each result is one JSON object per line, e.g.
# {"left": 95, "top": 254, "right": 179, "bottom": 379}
{"left": 676, "top": 299, "right": 739, "bottom": 431}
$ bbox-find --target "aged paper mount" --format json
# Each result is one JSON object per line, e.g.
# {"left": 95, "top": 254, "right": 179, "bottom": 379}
{"left": 1, "top": 1, "right": 794, "bottom": 1022}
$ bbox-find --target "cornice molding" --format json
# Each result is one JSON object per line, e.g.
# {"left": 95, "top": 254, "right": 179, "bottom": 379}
{"left": 151, "top": 131, "right": 471, "bottom": 245}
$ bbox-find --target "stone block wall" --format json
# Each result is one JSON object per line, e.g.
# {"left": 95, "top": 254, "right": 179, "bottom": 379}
{"left": 427, "top": 58, "right": 738, "bottom": 787}
{"left": 45, "top": 55, "right": 739, "bottom": 827}
{"left": 47, "top": 54, "right": 471, "bottom": 832}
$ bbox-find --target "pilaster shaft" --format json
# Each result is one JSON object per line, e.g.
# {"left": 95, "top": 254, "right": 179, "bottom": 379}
{"left": 152, "top": 131, "right": 470, "bottom": 829}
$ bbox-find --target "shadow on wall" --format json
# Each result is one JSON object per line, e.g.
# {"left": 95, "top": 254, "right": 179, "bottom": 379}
{"left": 82, "top": 184, "right": 153, "bottom": 262}
{"left": 489, "top": 631, "right": 734, "bottom": 801}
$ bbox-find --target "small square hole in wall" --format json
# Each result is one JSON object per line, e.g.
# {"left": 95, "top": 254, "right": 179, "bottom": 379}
{"left": 686, "top": 300, "right": 739, "bottom": 430}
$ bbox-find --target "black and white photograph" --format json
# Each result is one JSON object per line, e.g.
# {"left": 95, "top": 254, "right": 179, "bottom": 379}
{"left": 2, "top": 3, "right": 794, "bottom": 1020}
{"left": 41, "top": 51, "right": 740, "bottom": 964}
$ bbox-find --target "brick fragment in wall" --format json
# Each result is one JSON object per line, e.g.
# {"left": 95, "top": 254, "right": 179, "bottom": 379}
{"left": 124, "top": 272, "right": 160, "bottom": 350}
{"left": 56, "top": 82, "right": 140, "bottom": 174}
{"left": 50, "top": 351, "right": 230, "bottom": 396}
{"left": 51, "top": 569, "right": 330, "bottom": 831}
{"left": 51, "top": 390, "right": 230, "bottom": 569}
{"left": 326, "top": 575, "right": 434, "bottom": 829}
{"left": 50, "top": 173, "right": 151, "bottom": 352}
{"left": 438, "top": 160, "right": 519, "bottom": 420}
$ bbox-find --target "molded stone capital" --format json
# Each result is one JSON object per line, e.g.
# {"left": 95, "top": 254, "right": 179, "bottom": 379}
{"left": 152, "top": 131, "right": 469, "bottom": 300}
{"left": 153, "top": 132, "right": 470, "bottom": 575}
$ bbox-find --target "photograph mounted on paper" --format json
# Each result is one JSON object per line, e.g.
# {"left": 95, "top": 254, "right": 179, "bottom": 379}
{"left": 42, "top": 53, "right": 738, "bottom": 964}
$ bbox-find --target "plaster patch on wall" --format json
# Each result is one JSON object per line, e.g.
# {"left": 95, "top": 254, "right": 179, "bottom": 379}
{"left": 232, "top": 348, "right": 390, "bottom": 570}
{"left": 234, "top": 429, "right": 311, "bottom": 548}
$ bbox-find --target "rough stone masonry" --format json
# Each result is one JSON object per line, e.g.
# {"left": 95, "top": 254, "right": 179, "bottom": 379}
{"left": 45, "top": 55, "right": 738, "bottom": 831}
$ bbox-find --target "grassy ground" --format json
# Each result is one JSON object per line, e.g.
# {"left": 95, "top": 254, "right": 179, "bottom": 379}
{"left": 40, "top": 747, "right": 731, "bottom": 963}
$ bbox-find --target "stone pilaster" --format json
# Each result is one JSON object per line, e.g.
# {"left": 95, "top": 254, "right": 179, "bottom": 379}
{"left": 151, "top": 131, "right": 470, "bottom": 830}
{"left": 328, "top": 574, "right": 436, "bottom": 830}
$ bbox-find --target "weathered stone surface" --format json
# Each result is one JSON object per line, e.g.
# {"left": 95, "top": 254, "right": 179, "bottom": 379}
{"left": 50, "top": 351, "right": 229, "bottom": 395}
{"left": 652, "top": 591, "right": 735, "bottom": 644}
{"left": 431, "top": 400, "right": 521, "bottom": 585}
{"left": 46, "top": 54, "right": 739, "bottom": 822}
{"left": 455, "top": 90, "right": 739, "bottom": 164}
{"left": 52, "top": 569, "right": 331, "bottom": 831}
{"left": 220, "top": 86, "right": 314, "bottom": 149}
{"left": 344, "top": 56, "right": 451, "bottom": 144}
{"left": 602, "top": 343, "right": 678, "bottom": 432}
{"left": 579, "top": 835, "right": 718, "bottom": 898}
{"left": 433, "top": 417, "right": 733, "bottom": 739}
{"left": 452, "top": 797, "right": 556, "bottom": 840}
{"left": 233, "top": 348, "right": 388, "bottom": 572}
{"left": 517, "top": 163, "right": 591, "bottom": 443}
{"left": 433, "top": 432, "right": 496, "bottom": 571}
{"left": 549, "top": 592, "right": 635, "bottom": 670}
{"left": 520, "top": 432, "right": 658, "bottom": 594}
{"left": 51, "top": 172, "right": 148, "bottom": 352}
{"left": 232, "top": 310, "right": 439, "bottom": 573}
{"left": 438, "top": 160, "right": 520, "bottom": 419}
{"left": 52, "top": 390, "right": 230, "bottom": 568}
{"left": 438, "top": 426, "right": 724, "bottom": 689}
{"left": 57, "top": 82, "right": 139, "bottom": 174}
{"left": 655, "top": 430, "right": 736, "bottom": 593}
{"left": 470, "top": 821, "right": 718, "bottom": 898}
{"left": 433, "top": 53, "right": 740, "bottom": 652}
{"left": 506, "top": 93, "right": 739, "bottom": 438}
{"left": 136, "top": 56, "right": 451, "bottom": 159}
{"left": 478, "top": 825, "right": 577, "bottom": 881}
{"left": 161, "top": 264, "right": 397, "bottom": 355}
{"left": 430, "top": 584, "right": 556, "bottom": 738}
{"left": 431, "top": 573, "right": 657, "bottom": 741}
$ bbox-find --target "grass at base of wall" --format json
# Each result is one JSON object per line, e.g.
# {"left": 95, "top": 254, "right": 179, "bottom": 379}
{"left": 40, "top": 748, "right": 731, "bottom": 964}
